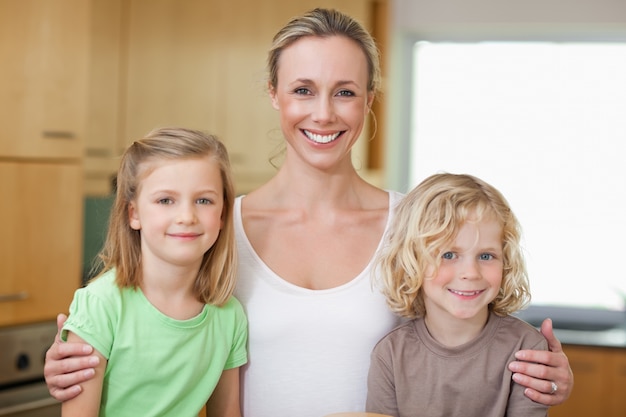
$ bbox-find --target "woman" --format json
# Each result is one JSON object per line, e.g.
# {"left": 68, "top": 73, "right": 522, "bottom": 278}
{"left": 44, "top": 8, "right": 573, "bottom": 417}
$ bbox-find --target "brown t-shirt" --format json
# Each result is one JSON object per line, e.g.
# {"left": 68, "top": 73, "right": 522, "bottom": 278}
{"left": 366, "top": 312, "right": 549, "bottom": 417}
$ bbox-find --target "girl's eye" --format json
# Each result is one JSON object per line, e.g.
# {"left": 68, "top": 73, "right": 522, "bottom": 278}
{"left": 197, "top": 198, "right": 212, "bottom": 205}
{"left": 442, "top": 252, "right": 455, "bottom": 260}
{"left": 157, "top": 198, "right": 173, "bottom": 205}
{"left": 479, "top": 253, "right": 494, "bottom": 261}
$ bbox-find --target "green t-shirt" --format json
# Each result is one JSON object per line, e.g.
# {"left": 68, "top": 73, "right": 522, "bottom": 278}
{"left": 62, "top": 270, "right": 248, "bottom": 417}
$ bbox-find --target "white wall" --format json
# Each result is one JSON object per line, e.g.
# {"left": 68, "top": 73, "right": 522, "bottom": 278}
{"left": 385, "top": 0, "right": 626, "bottom": 191}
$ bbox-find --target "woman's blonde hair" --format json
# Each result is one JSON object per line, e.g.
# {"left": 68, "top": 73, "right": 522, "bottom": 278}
{"left": 94, "top": 127, "right": 237, "bottom": 306}
{"left": 378, "top": 173, "right": 530, "bottom": 319}
{"left": 267, "top": 7, "right": 381, "bottom": 96}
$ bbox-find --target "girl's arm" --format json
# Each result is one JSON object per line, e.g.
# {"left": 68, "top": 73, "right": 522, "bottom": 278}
{"left": 45, "top": 314, "right": 99, "bottom": 401}
{"left": 508, "top": 318, "right": 574, "bottom": 406}
{"left": 61, "top": 332, "right": 107, "bottom": 417}
{"left": 205, "top": 368, "right": 241, "bottom": 417}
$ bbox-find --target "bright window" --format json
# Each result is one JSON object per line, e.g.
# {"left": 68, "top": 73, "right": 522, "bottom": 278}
{"left": 410, "top": 41, "right": 626, "bottom": 310}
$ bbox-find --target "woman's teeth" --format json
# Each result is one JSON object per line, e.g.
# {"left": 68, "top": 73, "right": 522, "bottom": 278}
{"left": 304, "top": 130, "right": 341, "bottom": 144}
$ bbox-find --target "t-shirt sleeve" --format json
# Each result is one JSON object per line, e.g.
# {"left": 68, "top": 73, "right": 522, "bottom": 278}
{"left": 506, "top": 332, "right": 550, "bottom": 417}
{"left": 223, "top": 297, "right": 248, "bottom": 370}
{"left": 366, "top": 340, "right": 400, "bottom": 417}
{"left": 61, "top": 284, "right": 117, "bottom": 359}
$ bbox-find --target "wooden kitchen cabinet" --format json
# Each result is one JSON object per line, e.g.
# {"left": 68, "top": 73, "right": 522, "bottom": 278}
{"left": 608, "top": 348, "right": 626, "bottom": 415}
{"left": 0, "top": 162, "right": 83, "bottom": 326}
{"left": 0, "top": 0, "right": 88, "bottom": 326}
{"left": 0, "top": 0, "right": 90, "bottom": 159}
{"left": 116, "top": 0, "right": 372, "bottom": 195}
{"left": 548, "top": 345, "right": 626, "bottom": 417}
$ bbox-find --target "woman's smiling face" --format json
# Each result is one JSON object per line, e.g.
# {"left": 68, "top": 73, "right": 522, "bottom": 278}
{"left": 269, "top": 35, "right": 374, "bottom": 171}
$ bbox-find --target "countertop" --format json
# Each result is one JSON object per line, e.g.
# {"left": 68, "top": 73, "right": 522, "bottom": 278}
{"left": 514, "top": 305, "right": 626, "bottom": 349}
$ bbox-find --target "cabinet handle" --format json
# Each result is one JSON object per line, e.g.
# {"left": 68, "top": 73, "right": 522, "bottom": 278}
{"left": 0, "top": 291, "right": 29, "bottom": 302}
{"left": 42, "top": 131, "right": 76, "bottom": 139}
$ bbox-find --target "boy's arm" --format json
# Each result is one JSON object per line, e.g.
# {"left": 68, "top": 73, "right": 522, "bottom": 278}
{"left": 509, "top": 318, "right": 573, "bottom": 406}
{"left": 61, "top": 331, "right": 106, "bottom": 417}
{"left": 205, "top": 368, "right": 242, "bottom": 417}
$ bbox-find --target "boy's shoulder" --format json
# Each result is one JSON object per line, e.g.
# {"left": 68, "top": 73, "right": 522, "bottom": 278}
{"left": 373, "top": 319, "right": 420, "bottom": 351}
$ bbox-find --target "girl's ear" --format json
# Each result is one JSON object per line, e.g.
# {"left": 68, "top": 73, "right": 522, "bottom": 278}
{"left": 269, "top": 82, "right": 279, "bottom": 110}
{"left": 128, "top": 202, "right": 141, "bottom": 230}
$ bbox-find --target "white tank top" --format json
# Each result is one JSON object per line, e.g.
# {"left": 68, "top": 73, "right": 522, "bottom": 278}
{"left": 234, "top": 192, "right": 403, "bottom": 417}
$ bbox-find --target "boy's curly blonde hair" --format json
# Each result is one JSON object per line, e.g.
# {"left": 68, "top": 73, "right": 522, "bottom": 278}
{"left": 377, "top": 173, "right": 530, "bottom": 319}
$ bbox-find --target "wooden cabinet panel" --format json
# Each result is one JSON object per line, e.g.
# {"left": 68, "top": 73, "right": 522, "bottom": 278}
{"left": 0, "top": 162, "right": 82, "bottom": 326}
{"left": 0, "top": 0, "right": 90, "bottom": 159}
{"left": 549, "top": 345, "right": 626, "bottom": 417}
{"left": 84, "top": 0, "right": 125, "bottom": 195}
{"left": 120, "top": 0, "right": 371, "bottom": 194}
{"left": 608, "top": 348, "right": 626, "bottom": 415}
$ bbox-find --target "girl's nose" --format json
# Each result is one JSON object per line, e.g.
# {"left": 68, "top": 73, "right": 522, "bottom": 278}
{"left": 176, "top": 203, "right": 197, "bottom": 224}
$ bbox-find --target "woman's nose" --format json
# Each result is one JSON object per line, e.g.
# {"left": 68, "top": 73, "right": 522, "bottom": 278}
{"left": 312, "top": 97, "right": 336, "bottom": 123}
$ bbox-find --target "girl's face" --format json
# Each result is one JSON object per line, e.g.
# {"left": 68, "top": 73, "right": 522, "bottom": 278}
{"left": 128, "top": 156, "right": 224, "bottom": 271}
{"left": 269, "top": 35, "right": 374, "bottom": 171}
{"left": 423, "top": 217, "right": 504, "bottom": 325}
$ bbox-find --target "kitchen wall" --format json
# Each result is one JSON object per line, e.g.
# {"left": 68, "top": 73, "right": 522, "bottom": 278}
{"left": 384, "top": 0, "right": 626, "bottom": 191}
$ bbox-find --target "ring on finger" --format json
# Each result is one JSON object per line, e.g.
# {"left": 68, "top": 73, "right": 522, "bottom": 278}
{"left": 550, "top": 381, "right": 558, "bottom": 395}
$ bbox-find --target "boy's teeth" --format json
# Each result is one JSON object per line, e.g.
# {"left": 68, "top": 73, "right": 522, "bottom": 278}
{"left": 305, "top": 130, "right": 340, "bottom": 144}
{"left": 450, "top": 290, "right": 480, "bottom": 296}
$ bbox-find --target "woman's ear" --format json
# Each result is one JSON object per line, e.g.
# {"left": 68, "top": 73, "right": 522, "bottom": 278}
{"left": 128, "top": 202, "right": 141, "bottom": 230}
{"left": 367, "top": 92, "right": 375, "bottom": 112}
{"left": 269, "top": 82, "right": 279, "bottom": 110}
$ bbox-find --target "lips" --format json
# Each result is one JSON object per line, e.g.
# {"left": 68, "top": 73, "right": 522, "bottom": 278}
{"left": 449, "top": 289, "right": 484, "bottom": 296}
{"left": 303, "top": 129, "right": 341, "bottom": 144}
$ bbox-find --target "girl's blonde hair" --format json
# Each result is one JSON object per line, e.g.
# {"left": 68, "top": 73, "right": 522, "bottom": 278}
{"left": 378, "top": 173, "right": 530, "bottom": 319}
{"left": 95, "top": 127, "right": 237, "bottom": 306}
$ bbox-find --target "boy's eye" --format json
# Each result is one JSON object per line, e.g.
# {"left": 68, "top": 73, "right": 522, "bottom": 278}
{"left": 441, "top": 252, "right": 455, "bottom": 260}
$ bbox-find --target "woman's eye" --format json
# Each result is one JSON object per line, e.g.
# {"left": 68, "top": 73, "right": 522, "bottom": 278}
{"left": 336, "top": 90, "right": 355, "bottom": 97}
{"left": 479, "top": 253, "right": 494, "bottom": 261}
{"left": 294, "top": 87, "right": 311, "bottom": 95}
{"left": 197, "top": 198, "right": 212, "bottom": 205}
{"left": 442, "top": 252, "right": 455, "bottom": 260}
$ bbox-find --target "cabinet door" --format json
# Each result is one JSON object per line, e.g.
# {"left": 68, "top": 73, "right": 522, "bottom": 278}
{"left": 0, "top": 162, "right": 82, "bottom": 326}
{"left": 609, "top": 349, "right": 626, "bottom": 415}
{"left": 0, "top": 0, "right": 90, "bottom": 159}
{"left": 548, "top": 345, "right": 610, "bottom": 417}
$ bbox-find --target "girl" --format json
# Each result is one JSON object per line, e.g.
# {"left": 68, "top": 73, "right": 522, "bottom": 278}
{"left": 367, "top": 173, "right": 548, "bottom": 417}
{"left": 61, "top": 127, "right": 247, "bottom": 417}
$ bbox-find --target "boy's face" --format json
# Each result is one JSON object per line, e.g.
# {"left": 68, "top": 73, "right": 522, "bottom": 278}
{"left": 423, "top": 217, "right": 504, "bottom": 325}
